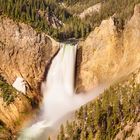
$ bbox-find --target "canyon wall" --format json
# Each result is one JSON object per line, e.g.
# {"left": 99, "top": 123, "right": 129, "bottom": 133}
{"left": 0, "top": 16, "right": 59, "bottom": 138}
{"left": 1, "top": 4, "right": 140, "bottom": 94}
{"left": 0, "top": 4, "right": 140, "bottom": 138}
{"left": 0, "top": 16, "right": 59, "bottom": 94}
{"left": 76, "top": 4, "right": 140, "bottom": 92}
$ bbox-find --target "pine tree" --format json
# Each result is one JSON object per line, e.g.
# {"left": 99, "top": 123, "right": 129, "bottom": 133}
{"left": 66, "top": 120, "right": 73, "bottom": 137}
{"left": 87, "top": 129, "right": 94, "bottom": 140}
{"left": 80, "top": 130, "right": 86, "bottom": 140}
{"left": 59, "top": 124, "right": 65, "bottom": 140}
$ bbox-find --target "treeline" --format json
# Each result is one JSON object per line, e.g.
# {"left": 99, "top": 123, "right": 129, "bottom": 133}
{"left": 0, "top": 0, "right": 71, "bottom": 40}
{"left": 100, "top": 0, "right": 140, "bottom": 24}
{"left": 0, "top": 0, "right": 91, "bottom": 41}
{"left": 58, "top": 17, "right": 91, "bottom": 40}
{"left": 84, "top": 0, "right": 140, "bottom": 34}
{"left": 56, "top": 72, "right": 140, "bottom": 140}
{"left": 62, "top": 0, "right": 140, "bottom": 36}
{"left": 0, "top": 0, "right": 139, "bottom": 41}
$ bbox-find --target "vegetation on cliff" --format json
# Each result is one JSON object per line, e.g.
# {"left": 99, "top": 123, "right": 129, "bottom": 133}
{"left": 0, "top": 0, "right": 140, "bottom": 40}
{"left": 0, "top": 76, "right": 17, "bottom": 105}
{"left": 0, "top": 0, "right": 90, "bottom": 40}
{"left": 0, "top": 1, "right": 140, "bottom": 139}
{"left": 0, "top": 75, "right": 35, "bottom": 139}
{"left": 56, "top": 71, "right": 140, "bottom": 140}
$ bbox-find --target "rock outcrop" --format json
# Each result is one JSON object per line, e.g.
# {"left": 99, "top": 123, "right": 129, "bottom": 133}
{"left": 0, "top": 93, "right": 31, "bottom": 131}
{"left": 0, "top": 78, "right": 33, "bottom": 139}
{"left": 76, "top": 4, "right": 140, "bottom": 92}
{"left": 0, "top": 16, "right": 59, "bottom": 139}
{"left": 79, "top": 3, "right": 101, "bottom": 19}
{"left": 114, "top": 119, "right": 140, "bottom": 140}
{"left": 0, "top": 16, "right": 59, "bottom": 94}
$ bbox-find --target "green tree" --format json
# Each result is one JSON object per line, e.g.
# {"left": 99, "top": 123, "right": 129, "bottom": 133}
{"left": 80, "top": 130, "right": 86, "bottom": 140}
{"left": 87, "top": 129, "right": 94, "bottom": 140}
{"left": 59, "top": 124, "right": 65, "bottom": 140}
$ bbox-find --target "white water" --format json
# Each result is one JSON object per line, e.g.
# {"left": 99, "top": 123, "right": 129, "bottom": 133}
{"left": 18, "top": 44, "right": 106, "bottom": 140}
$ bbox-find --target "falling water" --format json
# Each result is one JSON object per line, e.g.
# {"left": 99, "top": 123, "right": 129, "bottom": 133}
{"left": 18, "top": 44, "right": 106, "bottom": 140}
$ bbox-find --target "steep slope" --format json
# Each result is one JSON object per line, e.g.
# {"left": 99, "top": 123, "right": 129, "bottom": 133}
{"left": 76, "top": 4, "right": 140, "bottom": 92}
{"left": 0, "top": 2, "right": 140, "bottom": 140}
{"left": 0, "top": 17, "right": 59, "bottom": 139}
{"left": 57, "top": 68, "right": 140, "bottom": 140}
{"left": 0, "top": 16, "right": 59, "bottom": 96}
{"left": 0, "top": 78, "right": 32, "bottom": 140}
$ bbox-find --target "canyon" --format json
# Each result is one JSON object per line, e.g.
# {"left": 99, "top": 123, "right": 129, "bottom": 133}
{"left": 0, "top": 3, "right": 140, "bottom": 140}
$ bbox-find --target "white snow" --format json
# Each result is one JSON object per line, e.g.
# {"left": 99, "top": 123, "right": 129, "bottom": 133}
{"left": 12, "top": 77, "right": 26, "bottom": 94}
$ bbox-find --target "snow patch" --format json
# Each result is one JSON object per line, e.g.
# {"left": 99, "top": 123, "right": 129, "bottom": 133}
{"left": 12, "top": 77, "right": 26, "bottom": 94}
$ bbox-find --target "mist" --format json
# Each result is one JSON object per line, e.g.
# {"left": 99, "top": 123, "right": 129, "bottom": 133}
{"left": 18, "top": 44, "right": 107, "bottom": 140}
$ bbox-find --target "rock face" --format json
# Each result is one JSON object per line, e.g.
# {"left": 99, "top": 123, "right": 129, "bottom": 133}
{"left": 76, "top": 4, "right": 140, "bottom": 92}
{"left": 1, "top": 4, "right": 140, "bottom": 95}
{"left": 0, "top": 16, "right": 59, "bottom": 138}
{"left": 0, "top": 93, "right": 31, "bottom": 130}
{"left": 0, "top": 3, "right": 140, "bottom": 138}
{"left": 0, "top": 16, "right": 59, "bottom": 94}
{"left": 79, "top": 3, "right": 101, "bottom": 19}
{"left": 0, "top": 78, "right": 32, "bottom": 139}
{"left": 114, "top": 120, "right": 140, "bottom": 140}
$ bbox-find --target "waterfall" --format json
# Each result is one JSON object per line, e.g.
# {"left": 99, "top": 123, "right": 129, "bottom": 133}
{"left": 18, "top": 44, "right": 106, "bottom": 140}
{"left": 46, "top": 44, "right": 77, "bottom": 96}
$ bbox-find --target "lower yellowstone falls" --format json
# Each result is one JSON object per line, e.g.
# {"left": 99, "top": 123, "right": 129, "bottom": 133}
{"left": 18, "top": 44, "right": 106, "bottom": 140}
{"left": 1, "top": 2, "right": 140, "bottom": 139}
